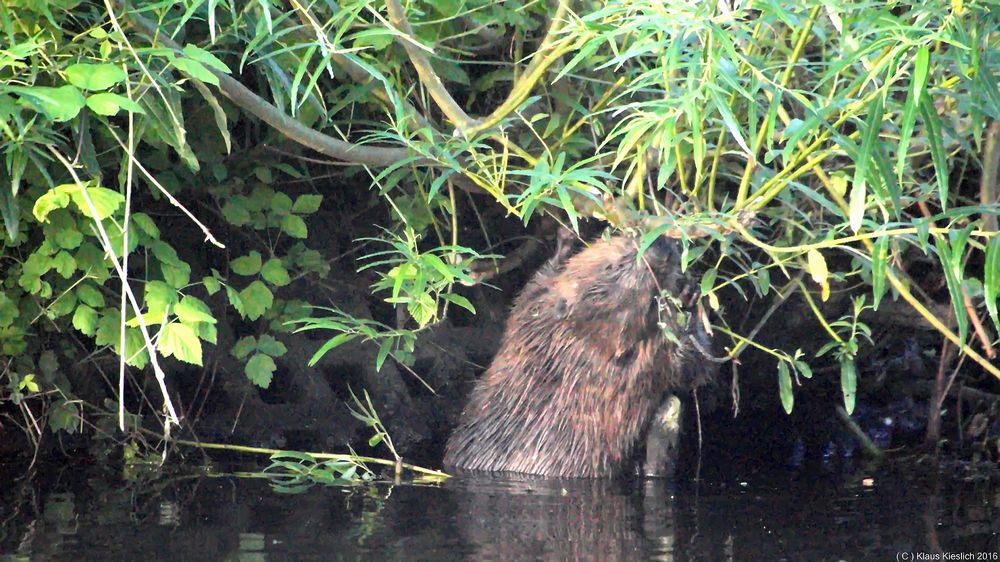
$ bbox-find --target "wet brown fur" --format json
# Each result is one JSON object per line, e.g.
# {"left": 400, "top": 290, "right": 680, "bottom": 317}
{"left": 444, "top": 235, "right": 707, "bottom": 477}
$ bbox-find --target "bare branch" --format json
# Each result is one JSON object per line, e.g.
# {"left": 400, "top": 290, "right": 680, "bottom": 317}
{"left": 465, "top": 0, "right": 574, "bottom": 137}
{"left": 118, "top": 2, "right": 420, "bottom": 167}
{"left": 383, "top": 0, "right": 477, "bottom": 131}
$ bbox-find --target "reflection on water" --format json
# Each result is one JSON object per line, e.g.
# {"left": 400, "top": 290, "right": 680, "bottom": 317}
{"left": 1, "top": 465, "right": 997, "bottom": 561}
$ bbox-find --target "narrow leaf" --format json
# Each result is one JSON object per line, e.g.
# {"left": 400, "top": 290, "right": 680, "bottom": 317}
{"left": 778, "top": 361, "right": 794, "bottom": 414}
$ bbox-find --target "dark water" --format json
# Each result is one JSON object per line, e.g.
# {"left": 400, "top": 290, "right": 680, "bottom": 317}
{"left": 2, "top": 464, "right": 998, "bottom": 561}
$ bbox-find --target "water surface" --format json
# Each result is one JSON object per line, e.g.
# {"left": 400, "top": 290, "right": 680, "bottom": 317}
{"left": 2, "top": 465, "right": 997, "bottom": 561}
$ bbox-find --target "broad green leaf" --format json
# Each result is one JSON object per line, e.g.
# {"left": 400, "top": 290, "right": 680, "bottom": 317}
{"left": 76, "top": 284, "right": 105, "bottom": 308}
{"left": 256, "top": 334, "right": 287, "bottom": 357}
{"left": 203, "top": 276, "right": 221, "bottom": 295}
{"left": 221, "top": 199, "right": 251, "bottom": 226}
{"left": 9, "top": 85, "right": 86, "bottom": 122}
{"left": 232, "top": 251, "right": 262, "bottom": 275}
{"left": 86, "top": 92, "right": 145, "bottom": 116}
{"left": 261, "top": 258, "right": 291, "bottom": 286}
{"left": 63, "top": 184, "right": 124, "bottom": 220}
{"left": 65, "top": 63, "right": 126, "bottom": 90}
{"left": 245, "top": 353, "right": 276, "bottom": 388}
{"left": 51, "top": 250, "right": 76, "bottom": 278}
{"left": 175, "top": 296, "right": 216, "bottom": 324}
{"left": 281, "top": 214, "right": 308, "bottom": 238}
{"left": 232, "top": 336, "right": 257, "bottom": 359}
{"left": 239, "top": 281, "right": 273, "bottom": 321}
{"left": 778, "top": 361, "right": 793, "bottom": 414}
{"left": 32, "top": 189, "right": 71, "bottom": 222}
{"left": 292, "top": 194, "right": 323, "bottom": 214}
{"left": 72, "top": 304, "right": 98, "bottom": 336}
{"left": 48, "top": 400, "right": 79, "bottom": 434}
{"left": 131, "top": 213, "right": 160, "bottom": 239}
{"left": 157, "top": 322, "right": 203, "bottom": 365}
{"left": 271, "top": 192, "right": 293, "bottom": 214}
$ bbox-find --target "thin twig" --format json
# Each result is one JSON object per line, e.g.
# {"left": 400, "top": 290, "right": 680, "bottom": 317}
{"left": 47, "top": 147, "right": 180, "bottom": 427}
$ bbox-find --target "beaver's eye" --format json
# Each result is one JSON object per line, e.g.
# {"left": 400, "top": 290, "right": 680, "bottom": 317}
{"left": 553, "top": 298, "right": 568, "bottom": 317}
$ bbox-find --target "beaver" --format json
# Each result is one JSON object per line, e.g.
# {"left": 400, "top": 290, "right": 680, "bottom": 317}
{"left": 444, "top": 232, "right": 711, "bottom": 477}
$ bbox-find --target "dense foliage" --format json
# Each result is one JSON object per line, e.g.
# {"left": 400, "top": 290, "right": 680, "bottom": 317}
{"left": 1, "top": 0, "right": 998, "bottom": 457}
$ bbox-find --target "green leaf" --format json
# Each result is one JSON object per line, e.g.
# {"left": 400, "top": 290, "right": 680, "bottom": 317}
{"left": 76, "top": 284, "right": 105, "bottom": 308}
{"left": 203, "top": 276, "right": 221, "bottom": 295}
{"left": 182, "top": 44, "right": 231, "bottom": 74}
{"left": 51, "top": 250, "right": 76, "bottom": 278}
{"left": 86, "top": 92, "right": 145, "bottom": 116}
{"left": 232, "top": 251, "right": 262, "bottom": 275}
{"left": 239, "top": 281, "right": 274, "bottom": 321}
{"left": 986, "top": 235, "right": 1000, "bottom": 336}
{"left": 849, "top": 95, "right": 883, "bottom": 233}
{"left": 840, "top": 357, "right": 857, "bottom": 415}
{"left": 245, "top": 353, "right": 276, "bottom": 388}
{"left": 49, "top": 400, "right": 79, "bottom": 434}
{"left": 895, "top": 46, "right": 930, "bottom": 184}
{"left": 261, "top": 258, "right": 291, "bottom": 286}
{"left": 806, "top": 249, "right": 830, "bottom": 301}
{"left": 256, "top": 334, "right": 287, "bottom": 357}
{"left": 441, "top": 293, "right": 476, "bottom": 314}
{"left": 793, "top": 360, "right": 813, "bottom": 379}
{"left": 9, "top": 85, "right": 86, "bottom": 122}
{"left": 281, "top": 214, "right": 308, "bottom": 238}
{"left": 292, "top": 194, "right": 323, "bottom": 214}
{"left": 0, "top": 293, "right": 19, "bottom": 327}
{"left": 157, "top": 322, "right": 203, "bottom": 365}
{"left": 175, "top": 296, "right": 216, "bottom": 324}
{"left": 170, "top": 56, "right": 219, "bottom": 86}
{"left": 131, "top": 213, "right": 160, "bottom": 239}
{"left": 778, "top": 361, "right": 793, "bottom": 414}
{"left": 226, "top": 285, "right": 246, "bottom": 317}
{"left": 308, "top": 333, "right": 357, "bottom": 366}
{"left": 64, "top": 184, "right": 124, "bottom": 220}
{"left": 271, "top": 192, "right": 293, "bottom": 214}
{"left": 53, "top": 226, "right": 83, "bottom": 249}
{"left": 918, "top": 96, "right": 949, "bottom": 211}
{"left": 871, "top": 234, "right": 889, "bottom": 310}
{"left": 232, "top": 336, "right": 257, "bottom": 359}
{"left": 934, "top": 234, "right": 968, "bottom": 346}
{"left": 32, "top": 189, "right": 71, "bottom": 222}
{"left": 221, "top": 199, "right": 251, "bottom": 226}
{"left": 65, "top": 63, "right": 126, "bottom": 91}
{"left": 375, "top": 338, "right": 392, "bottom": 372}
{"left": 72, "top": 304, "right": 98, "bottom": 336}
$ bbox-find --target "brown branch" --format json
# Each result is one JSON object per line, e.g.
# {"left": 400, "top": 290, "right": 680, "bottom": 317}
{"left": 383, "top": 0, "right": 477, "bottom": 131}
{"left": 286, "top": 0, "right": 436, "bottom": 133}
{"left": 465, "top": 0, "right": 574, "bottom": 137}
{"left": 118, "top": 3, "right": 419, "bottom": 167}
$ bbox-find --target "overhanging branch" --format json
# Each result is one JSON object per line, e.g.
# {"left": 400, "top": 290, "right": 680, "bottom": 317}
{"left": 118, "top": 2, "right": 419, "bottom": 167}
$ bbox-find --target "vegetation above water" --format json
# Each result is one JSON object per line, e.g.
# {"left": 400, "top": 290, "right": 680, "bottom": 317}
{"left": 0, "top": 0, "right": 998, "bottom": 472}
